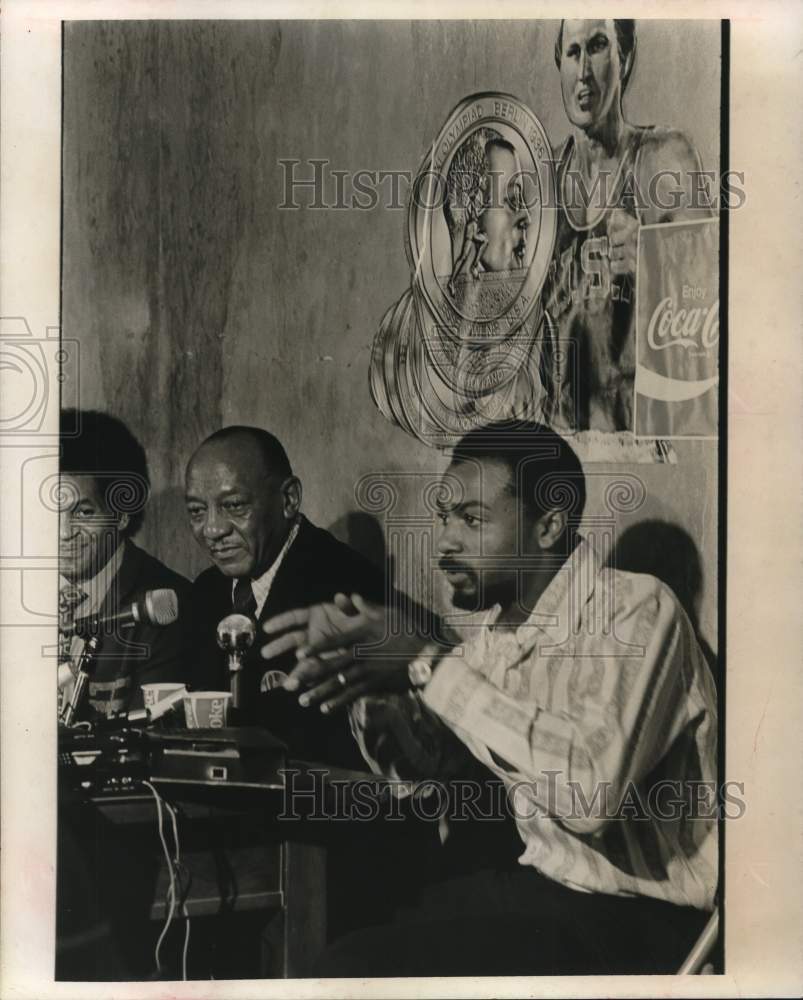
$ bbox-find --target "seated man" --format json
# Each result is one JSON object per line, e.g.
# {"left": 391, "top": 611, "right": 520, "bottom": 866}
{"left": 58, "top": 409, "right": 194, "bottom": 720}
{"left": 186, "top": 425, "right": 385, "bottom": 764}
{"left": 262, "top": 419, "right": 719, "bottom": 976}
{"left": 57, "top": 409, "right": 195, "bottom": 980}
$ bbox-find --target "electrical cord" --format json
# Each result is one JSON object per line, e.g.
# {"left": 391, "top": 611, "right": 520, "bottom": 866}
{"left": 143, "top": 781, "right": 177, "bottom": 978}
{"left": 163, "top": 797, "right": 191, "bottom": 980}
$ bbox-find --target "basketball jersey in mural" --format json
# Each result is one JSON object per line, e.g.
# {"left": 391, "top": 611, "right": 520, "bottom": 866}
{"left": 543, "top": 127, "right": 652, "bottom": 434}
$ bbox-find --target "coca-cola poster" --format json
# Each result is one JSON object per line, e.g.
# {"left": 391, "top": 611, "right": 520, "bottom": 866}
{"left": 635, "top": 219, "right": 719, "bottom": 438}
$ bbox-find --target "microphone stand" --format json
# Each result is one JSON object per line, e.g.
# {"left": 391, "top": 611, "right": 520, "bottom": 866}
{"left": 228, "top": 649, "right": 246, "bottom": 710}
{"left": 61, "top": 633, "right": 102, "bottom": 727}
{"left": 216, "top": 614, "right": 256, "bottom": 713}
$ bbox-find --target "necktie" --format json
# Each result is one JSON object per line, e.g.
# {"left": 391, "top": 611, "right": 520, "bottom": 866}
{"left": 232, "top": 577, "right": 257, "bottom": 619}
{"left": 58, "top": 584, "right": 88, "bottom": 665}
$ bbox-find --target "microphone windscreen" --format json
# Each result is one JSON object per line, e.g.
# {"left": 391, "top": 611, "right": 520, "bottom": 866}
{"left": 217, "top": 613, "right": 256, "bottom": 651}
{"left": 144, "top": 588, "right": 179, "bottom": 626}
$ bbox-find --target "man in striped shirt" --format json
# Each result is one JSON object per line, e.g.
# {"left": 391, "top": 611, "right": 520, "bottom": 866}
{"left": 262, "top": 419, "right": 719, "bottom": 975}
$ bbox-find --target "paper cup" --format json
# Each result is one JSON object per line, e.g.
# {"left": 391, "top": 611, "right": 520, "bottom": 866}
{"left": 142, "top": 683, "right": 187, "bottom": 709}
{"left": 183, "top": 691, "right": 232, "bottom": 729}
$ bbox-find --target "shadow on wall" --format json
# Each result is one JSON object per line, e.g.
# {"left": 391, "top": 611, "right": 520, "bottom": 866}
{"left": 606, "top": 519, "right": 718, "bottom": 684}
{"left": 328, "top": 511, "right": 394, "bottom": 588}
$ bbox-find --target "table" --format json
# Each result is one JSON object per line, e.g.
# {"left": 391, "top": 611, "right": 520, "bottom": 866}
{"left": 57, "top": 761, "right": 389, "bottom": 980}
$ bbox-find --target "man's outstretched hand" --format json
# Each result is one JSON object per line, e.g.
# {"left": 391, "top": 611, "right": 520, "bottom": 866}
{"left": 261, "top": 593, "right": 433, "bottom": 714}
{"left": 260, "top": 593, "right": 358, "bottom": 662}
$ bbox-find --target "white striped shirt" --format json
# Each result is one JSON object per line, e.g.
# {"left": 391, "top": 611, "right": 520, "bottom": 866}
{"left": 352, "top": 537, "right": 718, "bottom": 910}
{"left": 422, "top": 538, "right": 718, "bottom": 909}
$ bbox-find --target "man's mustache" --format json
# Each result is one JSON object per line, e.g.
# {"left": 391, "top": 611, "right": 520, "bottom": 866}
{"left": 438, "top": 558, "right": 476, "bottom": 576}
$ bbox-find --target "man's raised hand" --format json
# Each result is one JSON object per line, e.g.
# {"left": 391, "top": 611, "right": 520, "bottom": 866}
{"left": 262, "top": 593, "right": 429, "bottom": 714}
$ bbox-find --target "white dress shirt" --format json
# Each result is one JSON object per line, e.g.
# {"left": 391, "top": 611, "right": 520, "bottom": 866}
{"left": 231, "top": 520, "right": 300, "bottom": 617}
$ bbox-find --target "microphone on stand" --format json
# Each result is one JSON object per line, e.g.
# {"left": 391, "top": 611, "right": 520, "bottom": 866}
{"left": 64, "top": 588, "right": 179, "bottom": 637}
{"left": 216, "top": 614, "right": 256, "bottom": 710}
{"left": 60, "top": 589, "right": 180, "bottom": 727}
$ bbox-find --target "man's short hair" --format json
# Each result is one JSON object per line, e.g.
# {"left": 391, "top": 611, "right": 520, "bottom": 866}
{"left": 450, "top": 419, "right": 586, "bottom": 525}
{"left": 554, "top": 19, "right": 637, "bottom": 94}
{"left": 60, "top": 409, "right": 150, "bottom": 536}
{"left": 443, "top": 128, "right": 512, "bottom": 239}
{"left": 200, "top": 426, "right": 293, "bottom": 480}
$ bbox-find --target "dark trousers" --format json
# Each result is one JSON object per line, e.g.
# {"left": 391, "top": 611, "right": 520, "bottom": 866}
{"left": 314, "top": 865, "right": 710, "bottom": 977}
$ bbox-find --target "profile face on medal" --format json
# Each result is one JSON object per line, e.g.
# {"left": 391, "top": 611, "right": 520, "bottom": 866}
{"left": 410, "top": 95, "right": 555, "bottom": 329}
{"left": 375, "top": 93, "right": 557, "bottom": 445}
{"left": 442, "top": 130, "right": 532, "bottom": 289}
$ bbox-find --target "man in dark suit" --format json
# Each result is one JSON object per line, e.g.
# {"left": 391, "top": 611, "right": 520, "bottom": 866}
{"left": 186, "top": 427, "right": 513, "bottom": 950}
{"left": 58, "top": 409, "right": 195, "bottom": 980}
{"left": 58, "top": 409, "right": 194, "bottom": 720}
{"left": 186, "top": 425, "right": 385, "bottom": 765}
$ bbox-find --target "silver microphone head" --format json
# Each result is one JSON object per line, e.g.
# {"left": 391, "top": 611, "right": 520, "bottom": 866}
{"left": 217, "top": 613, "right": 256, "bottom": 653}
{"left": 143, "top": 589, "right": 179, "bottom": 626}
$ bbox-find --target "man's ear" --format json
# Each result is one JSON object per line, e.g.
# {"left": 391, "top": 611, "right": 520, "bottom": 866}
{"left": 534, "top": 509, "right": 568, "bottom": 550}
{"left": 282, "top": 476, "right": 302, "bottom": 519}
{"left": 117, "top": 512, "right": 130, "bottom": 535}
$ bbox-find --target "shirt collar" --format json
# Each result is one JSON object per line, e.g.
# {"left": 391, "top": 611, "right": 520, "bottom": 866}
{"left": 517, "top": 535, "right": 599, "bottom": 647}
{"left": 479, "top": 535, "right": 599, "bottom": 651}
{"left": 233, "top": 519, "right": 300, "bottom": 617}
{"left": 59, "top": 541, "right": 125, "bottom": 618}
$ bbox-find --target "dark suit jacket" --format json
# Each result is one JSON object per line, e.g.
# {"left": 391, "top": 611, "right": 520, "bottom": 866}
{"left": 192, "top": 516, "right": 386, "bottom": 766}
{"left": 83, "top": 540, "right": 195, "bottom": 719}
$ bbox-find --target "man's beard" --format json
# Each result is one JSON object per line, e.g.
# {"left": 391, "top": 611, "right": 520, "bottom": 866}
{"left": 449, "top": 580, "right": 481, "bottom": 611}
{"left": 440, "top": 559, "right": 516, "bottom": 612}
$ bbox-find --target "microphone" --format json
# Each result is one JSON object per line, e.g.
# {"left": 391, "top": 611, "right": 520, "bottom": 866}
{"left": 60, "top": 590, "right": 180, "bottom": 727}
{"left": 217, "top": 613, "right": 256, "bottom": 710}
{"left": 65, "top": 589, "right": 179, "bottom": 637}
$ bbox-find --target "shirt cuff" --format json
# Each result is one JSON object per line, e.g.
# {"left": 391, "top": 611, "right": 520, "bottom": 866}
{"left": 422, "top": 656, "right": 484, "bottom": 724}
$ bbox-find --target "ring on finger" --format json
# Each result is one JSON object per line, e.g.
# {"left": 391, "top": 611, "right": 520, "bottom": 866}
{"left": 336, "top": 671, "right": 348, "bottom": 688}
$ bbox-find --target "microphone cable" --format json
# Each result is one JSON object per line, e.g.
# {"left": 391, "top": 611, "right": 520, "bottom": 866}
{"left": 143, "top": 781, "right": 192, "bottom": 980}
{"left": 143, "top": 781, "right": 175, "bottom": 977}
{"left": 164, "top": 796, "right": 191, "bottom": 980}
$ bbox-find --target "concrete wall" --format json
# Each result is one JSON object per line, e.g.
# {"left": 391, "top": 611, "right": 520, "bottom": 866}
{"left": 62, "top": 19, "right": 720, "bottom": 650}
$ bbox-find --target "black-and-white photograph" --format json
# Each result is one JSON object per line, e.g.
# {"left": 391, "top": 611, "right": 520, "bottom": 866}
{"left": 14, "top": 6, "right": 803, "bottom": 995}
{"left": 47, "top": 17, "right": 729, "bottom": 982}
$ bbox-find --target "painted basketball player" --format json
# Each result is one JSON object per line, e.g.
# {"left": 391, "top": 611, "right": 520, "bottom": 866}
{"left": 543, "top": 18, "right": 712, "bottom": 434}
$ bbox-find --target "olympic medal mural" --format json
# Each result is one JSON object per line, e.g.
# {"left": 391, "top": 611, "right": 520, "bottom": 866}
{"left": 370, "top": 94, "right": 557, "bottom": 448}
{"left": 369, "top": 92, "right": 719, "bottom": 455}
